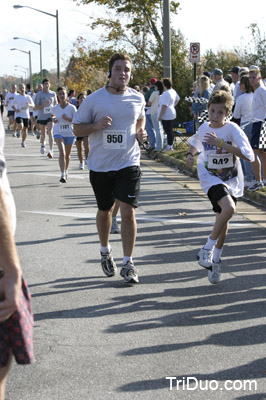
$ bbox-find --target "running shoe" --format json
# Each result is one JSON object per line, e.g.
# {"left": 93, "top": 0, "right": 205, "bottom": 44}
{"left": 197, "top": 247, "right": 213, "bottom": 269}
{"left": 247, "top": 181, "right": 264, "bottom": 191}
{"left": 79, "top": 162, "right": 84, "bottom": 170}
{"left": 47, "top": 152, "right": 53, "bottom": 159}
{"left": 40, "top": 145, "right": 45, "bottom": 154}
{"left": 101, "top": 249, "right": 117, "bottom": 277}
{"left": 60, "top": 176, "right": 66, "bottom": 183}
{"left": 12, "top": 132, "right": 16, "bottom": 137}
{"left": 110, "top": 219, "right": 120, "bottom": 234}
{"left": 208, "top": 261, "right": 221, "bottom": 284}
{"left": 21, "top": 142, "right": 26, "bottom": 148}
{"left": 120, "top": 261, "right": 139, "bottom": 283}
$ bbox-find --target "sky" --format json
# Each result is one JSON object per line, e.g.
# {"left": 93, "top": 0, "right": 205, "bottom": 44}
{"left": 1, "top": 0, "right": 266, "bottom": 79}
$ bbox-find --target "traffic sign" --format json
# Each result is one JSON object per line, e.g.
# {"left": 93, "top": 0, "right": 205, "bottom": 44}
{"left": 190, "top": 42, "right": 200, "bottom": 63}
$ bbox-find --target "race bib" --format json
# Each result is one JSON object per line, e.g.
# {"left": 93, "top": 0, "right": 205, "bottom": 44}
{"left": 103, "top": 130, "right": 127, "bottom": 149}
{"left": 44, "top": 106, "right": 51, "bottom": 114}
{"left": 208, "top": 153, "right": 234, "bottom": 169}
{"left": 59, "top": 123, "right": 71, "bottom": 133}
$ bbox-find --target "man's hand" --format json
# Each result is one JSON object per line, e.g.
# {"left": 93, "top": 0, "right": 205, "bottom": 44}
{"left": 96, "top": 116, "right": 112, "bottom": 130}
{"left": 136, "top": 128, "right": 148, "bottom": 143}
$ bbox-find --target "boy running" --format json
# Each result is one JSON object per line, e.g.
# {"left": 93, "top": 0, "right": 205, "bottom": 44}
{"left": 186, "top": 90, "right": 254, "bottom": 284}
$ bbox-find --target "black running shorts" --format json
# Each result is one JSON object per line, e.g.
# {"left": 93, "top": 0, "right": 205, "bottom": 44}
{"left": 207, "top": 184, "right": 237, "bottom": 213}
{"left": 90, "top": 166, "right": 141, "bottom": 211}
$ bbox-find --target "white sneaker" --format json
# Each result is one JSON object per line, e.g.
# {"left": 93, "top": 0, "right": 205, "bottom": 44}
{"left": 244, "top": 180, "right": 254, "bottom": 188}
{"left": 40, "top": 145, "right": 45, "bottom": 154}
{"left": 247, "top": 181, "right": 264, "bottom": 191}
{"left": 208, "top": 261, "right": 221, "bottom": 284}
{"left": 197, "top": 247, "right": 213, "bottom": 269}
{"left": 110, "top": 219, "right": 120, "bottom": 234}
{"left": 79, "top": 162, "right": 84, "bottom": 170}
{"left": 21, "top": 141, "right": 26, "bottom": 148}
{"left": 162, "top": 145, "right": 173, "bottom": 152}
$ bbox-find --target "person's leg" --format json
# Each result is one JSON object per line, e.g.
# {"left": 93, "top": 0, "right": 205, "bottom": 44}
{"left": 65, "top": 144, "right": 73, "bottom": 171}
{"left": 97, "top": 207, "right": 113, "bottom": 247}
{"left": 162, "top": 120, "right": 173, "bottom": 147}
{"left": 22, "top": 126, "right": 27, "bottom": 146}
{"left": 76, "top": 140, "right": 83, "bottom": 163}
{"left": 145, "top": 113, "right": 156, "bottom": 149}
{"left": 119, "top": 201, "right": 136, "bottom": 257}
{"left": 209, "top": 195, "right": 235, "bottom": 241}
{"left": 40, "top": 123, "right": 46, "bottom": 147}
{"left": 259, "top": 149, "right": 266, "bottom": 181}
{"left": 0, "top": 351, "right": 12, "bottom": 400}
{"left": 55, "top": 138, "right": 65, "bottom": 173}
{"left": 151, "top": 113, "right": 163, "bottom": 150}
{"left": 83, "top": 136, "right": 89, "bottom": 161}
{"left": 250, "top": 149, "right": 261, "bottom": 181}
{"left": 47, "top": 121, "right": 54, "bottom": 156}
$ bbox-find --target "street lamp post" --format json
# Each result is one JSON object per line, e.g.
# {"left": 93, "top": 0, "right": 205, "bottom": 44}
{"left": 163, "top": 0, "right": 172, "bottom": 79}
{"left": 11, "top": 48, "right": 32, "bottom": 88}
{"left": 13, "top": 37, "right": 43, "bottom": 81}
{"left": 15, "top": 68, "right": 27, "bottom": 82}
{"left": 13, "top": 5, "right": 60, "bottom": 84}
{"left": 14, "top": 65, "right": 28, "bottom": 81}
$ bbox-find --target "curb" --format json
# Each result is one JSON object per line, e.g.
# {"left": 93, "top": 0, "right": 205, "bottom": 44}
{"left": 145, "top": 149, "right": 266, "bottom": 209}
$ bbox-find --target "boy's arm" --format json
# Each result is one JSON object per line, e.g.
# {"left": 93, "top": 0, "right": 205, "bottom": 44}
{"left": 0, "top": 185, "right": 22, "bottom": 322}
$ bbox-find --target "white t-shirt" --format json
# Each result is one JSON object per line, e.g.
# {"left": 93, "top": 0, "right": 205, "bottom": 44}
{"left": 0, "top": 119, "right": 16, "bottom": 234}
{"left": 233, "top": 92, "right": 253, "bottom": 123}
{"left": 158, "top": 88, "right": 180, "bottom": 120}
{"left": 251, "top": 85, "right": 266, "bottom": 120}
{"left": 51, "top": 103, "right": 76, "bottom": 137}
{"left": 4, "top": 92, "right": 18, "bottom": 111}
{"left": 189, "top": 121, "right": 254, "bottom": 197}
{"left": 73, "top": 87, "right": 145, "bottom": 172}
{"left": 12, "top": 94, "right": 34, "bottom": 119}
{"left": 149, "top": 90, "right": 160, "bottom": 115}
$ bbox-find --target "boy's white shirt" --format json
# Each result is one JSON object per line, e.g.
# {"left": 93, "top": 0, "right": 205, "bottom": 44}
{"left": 189, "top": 121, "right": 254, "bottom": 197}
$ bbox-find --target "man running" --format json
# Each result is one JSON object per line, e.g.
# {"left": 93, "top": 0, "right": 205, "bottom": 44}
{"left": 4, "top": 85, "right": 18, "bottom": 135}
{"left": 73, "top": 53, "right": 147, "bottom": 284}
{"left": 34, "top": 79, "right": 57, "bottom": 158}
{"left": 12, "top": 84, "right": 34, "bottom": 147}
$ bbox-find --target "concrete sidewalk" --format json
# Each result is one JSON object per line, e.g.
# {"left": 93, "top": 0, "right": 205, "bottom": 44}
{"left": 3, "top": 127, "right": 266, "bottom": 400}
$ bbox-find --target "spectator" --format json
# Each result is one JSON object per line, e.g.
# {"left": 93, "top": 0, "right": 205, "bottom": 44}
{"left": 233, "top": 75, "right": 255, "bottom": 186}
{"left": 147, "top": 80, "right": 164, "bottom": 150}
{"left": 144, "top": 78, "right": 157, "bottom": 151}
{"left": 158, "top": 78, "right": 180, "bottom": 151}
{"left": 212, "top": 68, "right": 229, "bottom": 92}
{"left": 192, "top": 75, "right": 212, "bottom": 128}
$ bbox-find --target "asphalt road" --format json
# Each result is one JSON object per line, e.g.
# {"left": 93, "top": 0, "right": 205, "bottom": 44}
{"left": 3, "top": 127, "right": 266, "bottom": 400}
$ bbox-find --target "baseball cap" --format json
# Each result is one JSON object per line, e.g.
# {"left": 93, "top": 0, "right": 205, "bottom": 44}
{"left": 249, "top": 65, "right": 259, "bottom": 71}
{"left": 150, "top": 78, "right": 157, "bottom": 85}
{"left": 228, "top": 66, "right": 240, "bottom": 74}
{"left": 213, "top": 68, "right": 223, "bottom": 76}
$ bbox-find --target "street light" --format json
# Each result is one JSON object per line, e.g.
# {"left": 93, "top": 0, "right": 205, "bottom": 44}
{"left": 14, "top": 65, "right": 28, "bottom": 81}
{"left": 10, "top": 48, "right": 32, "bottom": 87}
{"left": 13, "top": 5, "right": 60, "bottom": 84}
{"left": 13, "top": 36, "right": 43, "bottom": 80}
{"left": 15, "top": 68, "right": 27, "bottom": 82}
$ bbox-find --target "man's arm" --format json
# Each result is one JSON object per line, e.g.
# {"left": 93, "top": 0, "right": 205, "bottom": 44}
{"left": 0, "top": 185, "right": 22, "bottom": 322}
{"left": 73, "top": 116, "right": 112, "bottom": 138}
{"left": 135, "top": 117, "right": 147, "bottom": 142}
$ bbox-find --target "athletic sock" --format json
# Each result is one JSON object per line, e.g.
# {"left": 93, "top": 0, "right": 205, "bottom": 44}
{"left": 123, "top": 256, "right": 133, "bottom": 265}
{"left": 213, "top": 246, "right": 223, "bottom": 263}
{"left": 100, "top": 244, "right": 111, "bottom": 254}
{"left": 204, "top": 236, "right": 217, "bottom": 250}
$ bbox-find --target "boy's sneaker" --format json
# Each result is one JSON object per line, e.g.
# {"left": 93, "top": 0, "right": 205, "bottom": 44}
{"left": 247, "top": 181, "right": 264, "bottom": 191}
{"left": 40, "top": 144, "right": 45, "bottom": 154}
{"left": 101, "top": 249, "right": 117, "bottom": 277}
{"left": 208, "top": 260, "right": 221, "bottom": 284}
{"left": 110, "top": 219, "right": 120, "bottom": 234}
{"left": 120, "top": 261, "right": 139, "bottom": 283}
{"left": 197, "top": 247, "right": 213, "bottom": 269}
{"left": 79, "top": 161, "right": 84, "bottom": 170}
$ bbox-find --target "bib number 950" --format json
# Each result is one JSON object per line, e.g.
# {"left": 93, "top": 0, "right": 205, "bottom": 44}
{"left": 103, "top": 130, "right": 127, "bottom": 149}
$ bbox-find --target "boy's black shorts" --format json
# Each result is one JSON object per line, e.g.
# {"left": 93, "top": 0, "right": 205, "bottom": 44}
{"left": 90, "top": 166, "right": 141, "bottom": 211}
{"left": 207, "top": 184, "right": 237, "bottom": 213}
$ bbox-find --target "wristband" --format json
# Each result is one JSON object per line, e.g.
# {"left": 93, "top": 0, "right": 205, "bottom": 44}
{"left": 218, "top": 139, "right": 223, "bottom": 148}
{"left": 186, "top": 152, "right": 194, "bottom": 157}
